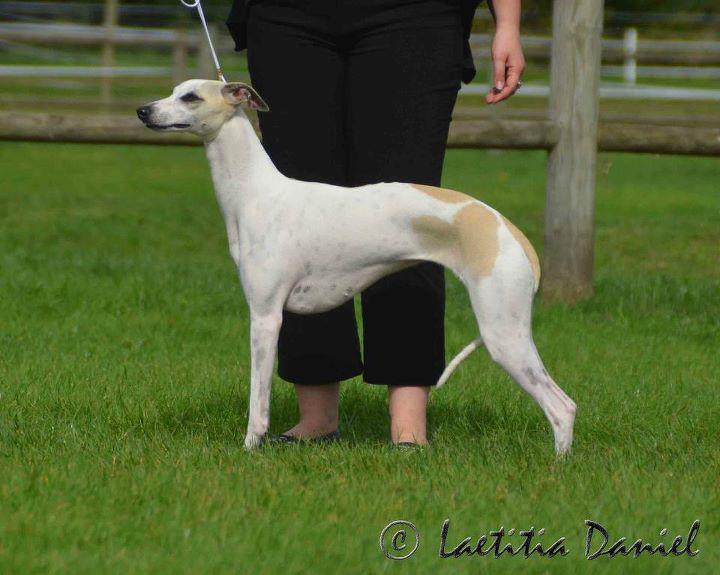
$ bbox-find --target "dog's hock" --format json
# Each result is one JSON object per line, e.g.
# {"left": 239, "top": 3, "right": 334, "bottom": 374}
{"left": 221, "top": 82, "right": 270, "bottom": 112}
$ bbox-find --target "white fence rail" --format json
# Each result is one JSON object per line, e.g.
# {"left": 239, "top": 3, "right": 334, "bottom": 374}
{"left": 460, "top": 83, "right": 720, "bottom": 102}
{"left": 0, "top": 21, "right": 214, "bottom": 86}
{"left": 0, "top": 21, "right": 195, "bottom": 46}
{"left": 3, "top": 2, "right": 720, "bottom": 26}
{"left": 1, "top": 22, "right": 720, "bottom": 101}
{"left": 469, "top": 31, "right": 720, "bottom": 63}
{"left": 602, "top": 65, "right": 720, "bottom": 80}
{"left": 0, "top": 64, "right": 169, "bottom": 77}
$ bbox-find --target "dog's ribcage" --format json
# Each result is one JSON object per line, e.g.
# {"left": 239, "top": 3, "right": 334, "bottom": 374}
{"left": 269, "top": 181, "right": 464, "bottom": 314}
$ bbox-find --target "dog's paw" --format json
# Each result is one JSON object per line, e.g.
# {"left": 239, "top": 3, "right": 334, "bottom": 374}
{"left": 554, "top": 435, "right": 573, "bottom": 457}
{"left": 244, "top": 432, "right": 265, "bottom": 450}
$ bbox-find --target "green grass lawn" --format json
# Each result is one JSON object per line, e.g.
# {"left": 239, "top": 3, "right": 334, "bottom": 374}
{"left": 0, "top": 142, "right": 718, "bottom": 574}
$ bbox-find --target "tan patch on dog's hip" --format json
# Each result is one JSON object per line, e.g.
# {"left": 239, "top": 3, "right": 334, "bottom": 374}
{"left": 412, "top": 203, "right": 499, "bottom": 280}
{"left": 502, "top": 216, "right": 541, "bottom": 288}
{"left": 412, "top": 184, "right": 472, "bottom": 204}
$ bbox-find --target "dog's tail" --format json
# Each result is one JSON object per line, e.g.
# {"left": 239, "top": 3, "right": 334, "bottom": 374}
{"left": 435, "top": 338, "right": 483, "bottom": 388}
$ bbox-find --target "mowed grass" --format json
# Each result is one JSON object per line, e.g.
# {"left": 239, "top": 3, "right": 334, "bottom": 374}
{"left": 0, "top": 142, "right": 718, "bottom": 574}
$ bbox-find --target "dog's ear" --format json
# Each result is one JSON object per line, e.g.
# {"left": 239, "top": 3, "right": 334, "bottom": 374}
{"left": 221, "top": 82, "right": 270, "bottom": 112}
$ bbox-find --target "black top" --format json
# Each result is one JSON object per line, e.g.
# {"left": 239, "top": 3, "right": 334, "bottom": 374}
{"left": 226, "top": 0, "right": 491, "bottom": 84}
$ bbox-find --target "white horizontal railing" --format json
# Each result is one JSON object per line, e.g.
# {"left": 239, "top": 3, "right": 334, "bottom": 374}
{"left": 3, "top": 22, "right": 720, "bottom": 59}
{"left": 460, "top": 83, "right": 720, "bottom": 102}
{"left": 602, "top": 65, "right": 720, "bottom": 80}
{"left": 0, "top": 22, "right": 198, "bottom": 46}
{"left": 1, "top": 22, "right": 719, "bottom": 100}
{"left": 0, "top": 65, "right": 170, "bottom": 78}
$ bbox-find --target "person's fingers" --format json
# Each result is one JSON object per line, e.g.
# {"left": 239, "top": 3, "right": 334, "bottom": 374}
{"left": 491, "top": 84, "right": 515, "bottom": 104}
{"left": 505, "top": 67, "right": 521, "bottom": 93}
{"left": 491, "top": 70, "right": 519, "bottom": 104}
{"left": 487, "top": 70, "right": 510, "bottom": 104}
{"left": 486, "top": 89, "right": 502, "bottom": 104}
{"left": 489, "top": 59, "right": 525, "bottom": 104}
{"left": 492, "top": 56, "right": 506, "bottom": 93}
{"left": 486, "top": 54, "right": 506, "bottom": 103}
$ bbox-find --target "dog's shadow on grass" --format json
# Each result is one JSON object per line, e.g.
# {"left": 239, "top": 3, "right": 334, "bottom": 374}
{"left": 145, "top": 378, "right": 505, "bottom": 447}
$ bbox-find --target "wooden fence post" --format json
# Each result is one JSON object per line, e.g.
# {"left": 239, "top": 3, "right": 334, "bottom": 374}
{"left": 197, "top": 27, "right": 214, "bottom": 80}
{"left": 623, "top": 27, "right": 638, "bottom": 84}
{"left": 100, "top": 0, "right": 119, "bottom": 104}
{"left": 172, "top": 31, "right": 188, "bottom": 85}
{"left": 542, "top": 0, "right": 604, "bottom": 301}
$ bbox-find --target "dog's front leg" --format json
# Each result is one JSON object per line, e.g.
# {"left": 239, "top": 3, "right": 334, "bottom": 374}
{"left": 244, "top": 310, "right": 282, "bottom": 449}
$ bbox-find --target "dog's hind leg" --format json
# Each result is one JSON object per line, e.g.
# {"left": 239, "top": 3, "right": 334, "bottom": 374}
{"left": 468, "top": 270, "right": 577, "bottom": 455}
{"left": 244, "top": 310, "right": 282, "bottom": 449}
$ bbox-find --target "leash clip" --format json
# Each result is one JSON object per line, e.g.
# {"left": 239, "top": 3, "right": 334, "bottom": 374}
{"left": 179, "top": 0, "right": 227, "bottom": 83}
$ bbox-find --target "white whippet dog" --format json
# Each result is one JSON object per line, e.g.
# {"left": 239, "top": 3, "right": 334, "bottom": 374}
{"left": 137, "top": 80, "right": 577, "bottom": 454}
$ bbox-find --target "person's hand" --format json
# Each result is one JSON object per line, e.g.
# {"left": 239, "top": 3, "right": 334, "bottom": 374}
{"left": 486, "top": 26, "right": 525, "bottom": 104}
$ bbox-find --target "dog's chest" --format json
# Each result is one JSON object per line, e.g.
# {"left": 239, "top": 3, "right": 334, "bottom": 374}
{"left": 284, "top": 262, "right": 408, "bottom": 314}
{"left": 284, "top": 272, "right": 350, "bottom": 314}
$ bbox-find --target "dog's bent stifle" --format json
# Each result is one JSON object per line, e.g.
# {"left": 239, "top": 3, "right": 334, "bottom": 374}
{"left": 137, "top": 80, "right": 577, "bottom": 454}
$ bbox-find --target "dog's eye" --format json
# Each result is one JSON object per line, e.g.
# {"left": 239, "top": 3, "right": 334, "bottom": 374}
{"left": 180, "top": 93, "right": 202, "bottom": 103}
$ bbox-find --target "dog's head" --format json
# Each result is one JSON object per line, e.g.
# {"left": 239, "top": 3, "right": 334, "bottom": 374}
{"left": 136, "top": 79, "right": 269, "bottom": 137}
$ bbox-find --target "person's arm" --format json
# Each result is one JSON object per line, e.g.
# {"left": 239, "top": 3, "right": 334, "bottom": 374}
{"left": 486, "top": 0, "right": 525, "bottom": 104}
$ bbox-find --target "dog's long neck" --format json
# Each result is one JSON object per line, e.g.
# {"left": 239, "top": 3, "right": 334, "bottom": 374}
{"left": 203, "top": 112, "right": 283, "bottom": 214}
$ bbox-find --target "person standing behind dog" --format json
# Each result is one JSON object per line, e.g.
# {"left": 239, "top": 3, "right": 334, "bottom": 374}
{"left": 226, "top": 0, "right": 525, "bottom": 445}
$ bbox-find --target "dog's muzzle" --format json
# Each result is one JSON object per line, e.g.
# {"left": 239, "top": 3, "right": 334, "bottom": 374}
{"left": 136, "top": 105, "right": 152, "bottom": 123}
{"left": 136, "top": 105, "right": 191, "bottom": 130}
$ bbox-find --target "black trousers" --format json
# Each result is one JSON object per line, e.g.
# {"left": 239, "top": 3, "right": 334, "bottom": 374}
{"left": 246, "top": 0, "right": 464, "bottom": 386}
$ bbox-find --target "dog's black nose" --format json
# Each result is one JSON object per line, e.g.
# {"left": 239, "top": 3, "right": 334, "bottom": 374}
{"left": 136, "top": 106, "right": 151, "bottom": 121}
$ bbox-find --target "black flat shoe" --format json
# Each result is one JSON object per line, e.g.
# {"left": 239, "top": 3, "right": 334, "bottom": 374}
{"left": 267, "top": 430, "right": 341, "bottom": 445}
